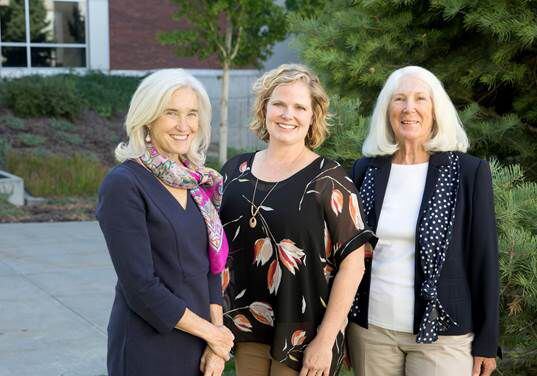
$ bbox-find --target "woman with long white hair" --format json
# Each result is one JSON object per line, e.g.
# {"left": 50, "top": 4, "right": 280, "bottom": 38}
{"left": 347, "top": 66, "right": 499, "bottom": 376}
{"left": 97, "top": 69, "right": 234, "bottom": 376}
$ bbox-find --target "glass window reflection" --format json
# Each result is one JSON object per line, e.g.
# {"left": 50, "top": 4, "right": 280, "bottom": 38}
{"left": 31, "top": 46, "right": 85, "bottom": 67}
{"left": 31, "top": 0, "right": 86, "bottom": 43}
{"left": 1, "top": 46, "right": 28, "bottom": 67}
{"left": 0, "top": 0, "right": 27, "bottom": 42}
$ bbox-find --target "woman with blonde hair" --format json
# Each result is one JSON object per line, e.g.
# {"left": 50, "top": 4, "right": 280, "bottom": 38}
{"left": 220, "top": 64, "right": 376, "bottom": 376}
{"left": 347, "top": 66, "right": 499, "bottom": 376}
{"left": 97, "top": 69, "right": 233, "bottom": 376}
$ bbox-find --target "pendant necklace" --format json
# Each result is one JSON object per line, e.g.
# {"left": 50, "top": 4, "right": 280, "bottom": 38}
{"left": 249, "top": 178, "right": 278, "bottom": 228}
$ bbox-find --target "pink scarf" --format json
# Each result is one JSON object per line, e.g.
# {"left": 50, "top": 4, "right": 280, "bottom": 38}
{"left": 140, "top": 144, "right": 228, "bottom": 274}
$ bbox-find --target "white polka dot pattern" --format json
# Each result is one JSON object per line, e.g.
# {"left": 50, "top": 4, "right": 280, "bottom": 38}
{"left": 416, "top": 152, "right": 460, "bottom": 343}
{"left": 349, "top": 166, "right": 377, "bottom": 318}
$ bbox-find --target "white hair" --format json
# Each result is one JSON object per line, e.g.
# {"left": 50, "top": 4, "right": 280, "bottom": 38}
{"left": 115, "top": 69, "right": 212, "bottom": 167}
{"left": 362, "top": 66, "right": 469, "bottom": 157}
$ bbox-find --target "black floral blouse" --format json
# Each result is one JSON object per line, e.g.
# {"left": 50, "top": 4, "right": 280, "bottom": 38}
{"left": 220, "top": 153, "right": 376, "bottom": 375}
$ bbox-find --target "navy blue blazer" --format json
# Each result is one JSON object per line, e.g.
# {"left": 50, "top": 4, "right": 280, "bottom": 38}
{"left": 349, "top": 152, "right": 500, "bottom": 358}
{"left": 96, "top": 160, "right": 222, "bottom": 376}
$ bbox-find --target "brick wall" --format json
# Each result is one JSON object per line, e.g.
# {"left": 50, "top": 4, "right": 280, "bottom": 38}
{"left": 109, "top": 0, "right": 220, "bottom": 70}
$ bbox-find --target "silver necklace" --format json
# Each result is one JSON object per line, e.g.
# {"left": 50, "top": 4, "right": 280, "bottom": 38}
{"left": 249, "top": 178, "right": 278, "bottom": 228}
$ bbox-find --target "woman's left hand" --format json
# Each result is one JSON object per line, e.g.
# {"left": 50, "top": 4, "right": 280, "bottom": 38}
{"left": 472, "top": 356, "right": 497, "bottom": 376}
{"left": 200, "top": 346, "right": 226, "bottom": 376}
{"left": 299, "top": 336, "right": 333, "bottom": 376}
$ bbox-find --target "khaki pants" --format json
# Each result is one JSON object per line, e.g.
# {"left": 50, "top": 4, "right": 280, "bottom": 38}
{"left": 346, "top": 323, "right": 473, "bottom": 376}
{"left": 235, "top": 342, "right": 299, "bottom": 376}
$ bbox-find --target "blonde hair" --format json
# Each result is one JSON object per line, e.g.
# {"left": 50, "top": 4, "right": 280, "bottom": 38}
{"left": 115, "top": 69, "right": 212, "bottom": 167}
{"left": 249, "top": 64, "right": 330, "bottom": 149}
{"left": 362, "top": 65, "right": 469, "bottom": 156}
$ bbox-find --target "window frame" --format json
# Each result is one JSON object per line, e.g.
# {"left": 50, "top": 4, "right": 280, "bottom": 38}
{"left": 0, "top": 0, "right": 89, "bottom": 69}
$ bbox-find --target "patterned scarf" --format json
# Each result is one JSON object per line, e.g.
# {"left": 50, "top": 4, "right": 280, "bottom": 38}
{"left": 415, "top": 152, "right": 460, "bottom": 343}
{"left": 358, "top": 152, "right": 460, "bottom": 343}
{"left": 140, "top": 143, "right": 228, "bottom": 274}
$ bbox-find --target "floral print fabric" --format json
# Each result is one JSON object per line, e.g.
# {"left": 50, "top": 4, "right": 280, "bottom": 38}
{"left": 220, "top": 153, "right": 376, "bottom": 374}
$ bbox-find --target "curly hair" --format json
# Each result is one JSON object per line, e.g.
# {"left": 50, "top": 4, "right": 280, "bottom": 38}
{"left": 249, "top": 64, "right": 330, "bottom": 149}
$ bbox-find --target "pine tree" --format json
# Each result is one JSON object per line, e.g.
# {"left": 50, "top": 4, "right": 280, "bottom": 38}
{"left": 492, "top": 161, "right": 537, "bottom": 375}
{"left": 290, "top": 0, "right": 537, "bottom": 179}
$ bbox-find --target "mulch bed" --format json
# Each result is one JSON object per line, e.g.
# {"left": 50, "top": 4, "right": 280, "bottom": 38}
{"left": 0, "top": 197, "right": 97, "bottom": 223}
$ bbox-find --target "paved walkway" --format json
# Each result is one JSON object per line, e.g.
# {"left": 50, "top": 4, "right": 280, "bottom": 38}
{"left": 0, "top": 222, "right": 113, "bottom": 376}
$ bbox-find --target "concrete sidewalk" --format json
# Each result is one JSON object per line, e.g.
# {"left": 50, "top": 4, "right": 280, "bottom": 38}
{"left": 0, "top": 222, "right": 113, "bottom": 376}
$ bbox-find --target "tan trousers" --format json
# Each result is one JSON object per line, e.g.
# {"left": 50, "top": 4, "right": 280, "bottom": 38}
{"left": 235, "top": 342, "right": 299, "bottom": 376}
{"left": 346, "top": 323, "right": 473, "bottom": 376}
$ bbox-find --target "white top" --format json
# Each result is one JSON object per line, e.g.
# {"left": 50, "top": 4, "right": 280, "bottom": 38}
{"left": 368, "top": 162, "right": 428, "bottom": 332}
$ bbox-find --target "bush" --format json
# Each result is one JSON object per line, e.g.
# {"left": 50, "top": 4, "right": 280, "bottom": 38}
{"left": 16, "top": 133, "right": 45, "bottom": 147}
{"left": 0, "top": 138, "right": 11, "bottom": 167}
{"left": 49, "top": 118, "right": 76, "bottom": 132}
{"left": 2, "top": 75, "right": 81, "bottom": 118}
{"left": 0, "top": 115, "right": 26, "bottom": 130}
{"left": 5, "top": 150, "right": 108, "bottom": 197}
{"left": 75, "top": 73, "right": 141, "bottom": 117}
{"left": 56, "top": 131, "right": 83, "bottom": 145}
{"left": 0, "top": 193, "right": 25, "bottom": 219}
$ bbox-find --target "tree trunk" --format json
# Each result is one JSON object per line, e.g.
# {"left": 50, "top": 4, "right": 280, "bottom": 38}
{"left": 219, "top": 60, "right": 230, "bottom": 166}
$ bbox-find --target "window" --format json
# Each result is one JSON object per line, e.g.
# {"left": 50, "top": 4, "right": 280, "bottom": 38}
{"left": 0, "top": 0, "right": 87, "bottom": 68}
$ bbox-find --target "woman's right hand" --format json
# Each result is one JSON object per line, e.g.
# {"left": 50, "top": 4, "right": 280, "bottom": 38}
{"left": 207, "top": 325, "right": 234, "bottom": 360}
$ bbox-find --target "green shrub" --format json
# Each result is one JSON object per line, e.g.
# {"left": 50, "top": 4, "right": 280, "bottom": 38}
{"left": 5, "top": 150, "right": 108, "bottom": 197}
{"left": 0, "top": 138, "right": 11, "bottom": 167}
{"left": 2, "top": 75, "right": 81, "bottom": 118}
{"left": 49, "top": 118, "right": 76, "bottom": 132}
{"left": 56, "top": 131, "right": 83, "bottom": 145}
{"left": 75, "top": 73, "right": 141, "bottom": 117}
{"left": 16, "top": 133, "right": 45, "bottom": 147}
{"left": 0, "top": 193, "right": 25, "bottom": 220}
{"left": 0, "top": 115, "right": 26, "bottom": 130}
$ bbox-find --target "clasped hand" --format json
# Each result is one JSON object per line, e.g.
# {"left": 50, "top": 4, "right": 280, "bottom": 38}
{"left": 299, "top": 336, "right": 333, "bottom": 376}
{"left": 207, "top": 325, "right": 234, "bottom": 361}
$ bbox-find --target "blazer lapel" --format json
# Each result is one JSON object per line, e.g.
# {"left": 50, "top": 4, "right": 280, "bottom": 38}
{"left": 416, "top": 152, "right": 450, "bottom": 225}
{"left": 371, "top": 157, "right": 391, "bottom": 230}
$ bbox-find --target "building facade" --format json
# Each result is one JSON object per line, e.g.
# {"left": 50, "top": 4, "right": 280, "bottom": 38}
{"left": 0, "top": 0, "right": 298, "bottom": 149}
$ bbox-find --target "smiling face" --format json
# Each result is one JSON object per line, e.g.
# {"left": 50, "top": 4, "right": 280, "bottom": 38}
{"left": 388, "top": 75, "right": 435, "bottom": 146}
{"left": 150, "top": 87, "right": 199, "bottom": 161}
{"left": 265, "top": 81, "right": 314, "bottom": 148}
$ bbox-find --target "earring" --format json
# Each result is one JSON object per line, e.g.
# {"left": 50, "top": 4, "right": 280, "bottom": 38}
{"left": 145, "top": 128, "right": 151, "bottom": 143}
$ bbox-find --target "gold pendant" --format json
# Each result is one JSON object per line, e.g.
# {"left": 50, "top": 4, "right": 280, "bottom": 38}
{"left": 249, "top": 216, "right": 257, "bottom": 228}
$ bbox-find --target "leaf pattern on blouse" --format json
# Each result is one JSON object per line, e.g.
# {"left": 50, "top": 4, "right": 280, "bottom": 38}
{"left": 349, "top": 193, "right": 364, "bottom": 230}
{"left": 267, "top": 259, "right": 282, "bottom": 294}
{"left": 291, "top": 329, "right": 306, "bottom": 346}
{"left": 249, "top": 301, "right": 274, "bottom": 326}
{"left": 220, "top": 153, "right": 376, "bottom": 375}
{"left": 221, "top": 267, "right": 230, "bottom": 294}
{"left": 330, "top": 189, "right": 344, "bottom": 216}
{"left": 277, "top": 239, "right": 305, "bottom": 275}
{"left": 233, "top": 314, "right": 253, "bottom": 332}
{"left": 254, "top": 237, "right": 273, "bottom": 266}
{"left": 324, "top": 222, "right": 332, "bottom": 258}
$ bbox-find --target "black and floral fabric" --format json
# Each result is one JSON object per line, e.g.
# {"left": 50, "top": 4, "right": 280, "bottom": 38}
{"left": 220, "top": 153, "right": 376, "bottom": 375}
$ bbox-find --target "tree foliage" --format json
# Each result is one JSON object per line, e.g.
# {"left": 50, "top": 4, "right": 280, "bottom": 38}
{"left": 492, "top": 161, "right": 537, "bottom": 375}
{"left": 159, "top": 0, "right": 287, "bottom": 164}
{"left": 290, "top": 0, "right": 537, "bottom": 178}
{"left": 160, "top": 0, "right": 287, "bottom": 68}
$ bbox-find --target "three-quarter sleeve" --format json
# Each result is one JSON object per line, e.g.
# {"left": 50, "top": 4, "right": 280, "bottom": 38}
{"left": 316, "top": 164, "right": 377, "bottom": 268}
{"left": 207, "top": 271, "right": 223, "bottom": 305}
{"left": 469, "top": 160, "right": 500, "bottom": 357}
{"left": 96, "top": 171, "right": 187, "bottom": 334}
